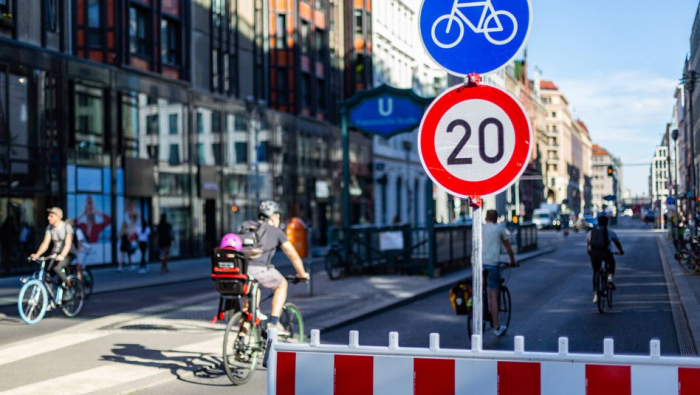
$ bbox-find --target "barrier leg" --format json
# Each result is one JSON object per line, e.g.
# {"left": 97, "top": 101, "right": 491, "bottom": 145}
{"left": 267, "top": 328, "right": 278, "bottom": 395}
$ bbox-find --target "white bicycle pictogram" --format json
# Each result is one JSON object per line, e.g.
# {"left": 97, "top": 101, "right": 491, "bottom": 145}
{"left": 430, "top": 0, "right": 518, "bottom": 49}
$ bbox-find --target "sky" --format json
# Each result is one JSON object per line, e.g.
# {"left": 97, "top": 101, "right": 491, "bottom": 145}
{"left": 523, "top": 0, "right": 698, "bottom": 196}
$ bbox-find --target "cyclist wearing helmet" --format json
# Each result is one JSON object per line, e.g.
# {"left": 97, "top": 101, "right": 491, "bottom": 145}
{"left": 220, "top": 233, "right": 243, "bottom": 251}
{"left": 245, "top": 200, "right": 309, "bottom": 333}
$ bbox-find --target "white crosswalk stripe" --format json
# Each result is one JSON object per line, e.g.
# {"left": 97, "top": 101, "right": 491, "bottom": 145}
{"left": 0, "top": 333, "right": 107, "bottom": 367}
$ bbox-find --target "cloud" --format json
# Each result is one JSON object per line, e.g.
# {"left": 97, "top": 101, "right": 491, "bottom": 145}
{"left": 552, "top": 70, "right": 678, "bottom": 195}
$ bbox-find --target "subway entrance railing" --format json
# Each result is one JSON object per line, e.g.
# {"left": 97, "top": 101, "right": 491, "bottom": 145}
{"left": 266, "top": 329, "right": 700, "bottom": 395}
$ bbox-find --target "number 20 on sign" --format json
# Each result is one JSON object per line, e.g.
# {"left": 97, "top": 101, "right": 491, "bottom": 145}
{"left": 418, "top": 83, "right": 532, "bottom": 198}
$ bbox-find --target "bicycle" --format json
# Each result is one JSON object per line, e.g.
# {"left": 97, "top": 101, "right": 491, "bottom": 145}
{"left": 594, "top": 253, "right": 619, "bottom": 314}
{"left": 467, "top": 262, "right": 518, "bottom": 337}
{"left": 431, "top": 0, "right": 518, "bottom": 49}
{"left": 324, "top": 241, "right": 359, "bottom": 280}
{"left": 222, "top": 274, "right": 306, "bottom": 385}
{"left": 17, "top": 255, "right": 85, "bottom": 325}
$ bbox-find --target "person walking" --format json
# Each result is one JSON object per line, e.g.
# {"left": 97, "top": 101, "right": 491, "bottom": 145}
{"left": 118, "top": 222, "right": 134, "bottom": 272}
{"left": 137, "top": 220, "right": 151, "bottom": 274}
{"left": 157, "top": 214, "right": 173, "bottom": 274}
{"left": 481, "top": 209, "right": 516, "bottom": 337}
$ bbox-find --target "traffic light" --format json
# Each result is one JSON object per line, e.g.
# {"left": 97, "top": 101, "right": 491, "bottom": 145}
{"left": 607, "top": 165, "right": 613, "bottom": 177}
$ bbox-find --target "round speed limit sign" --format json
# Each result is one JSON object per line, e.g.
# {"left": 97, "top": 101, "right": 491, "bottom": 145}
{"left": 418, "top": 83, "right": 532, "bottom": 197}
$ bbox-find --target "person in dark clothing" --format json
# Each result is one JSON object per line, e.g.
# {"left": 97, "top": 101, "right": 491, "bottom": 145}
{"left": 586, "top": 215, "right": 624, "bottom": 303}
{"left": 157, "top": 214, "right": 173, "bottom": 274}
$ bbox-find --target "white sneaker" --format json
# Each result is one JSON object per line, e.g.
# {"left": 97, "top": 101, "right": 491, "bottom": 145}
{"left": 493, "top": 325, "right": 507, "bottom": 337}
{"left": 592, "top": 293, "right": 598, "bottom": 303}
{"left": 256, "top": 310, "right": 268, "bottom": 321}
{"left": 607, "top": 274, "right": 614, "bottom": 284}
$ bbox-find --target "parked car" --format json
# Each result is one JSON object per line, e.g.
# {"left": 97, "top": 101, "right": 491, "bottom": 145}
{"left": 623, "top": 209, "right": 633, "bottom": 217}
{"left": 533, "top": 209, "right": 557, "bottom": 229}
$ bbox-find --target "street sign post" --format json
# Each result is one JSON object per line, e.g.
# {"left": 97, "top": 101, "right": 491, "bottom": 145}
{"left": 418, "top": 77, "right": 532, "bottom": 337}
{"left": 418, "top": 0, "right": 533, "bottom": 76}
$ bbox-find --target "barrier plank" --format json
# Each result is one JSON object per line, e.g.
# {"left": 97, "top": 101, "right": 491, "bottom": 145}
{"left": 414, "top": 358, "right": 454, "bottom": 395}
{"left": 277, "top": 352, "right": 296, "bottom": 395}
{"left": 586, "top": 365, "right": 631, "bottom": 395}
{"left": 335, "top": 355, "right": 373, "bottom": 395}
{"left": 679, "top": 367, "right": 700, "bottom": 395}
{"left": 375, "top": 356, "right": 413, "bottom": 395}
{"left": 498, "top": 361, "right": 540, "bottom": 395}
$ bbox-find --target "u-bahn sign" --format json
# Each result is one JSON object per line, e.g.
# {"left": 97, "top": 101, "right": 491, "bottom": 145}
{"left": 418, "top": 0, "right": 533, "bottom": 76}
{"left": 418, "top": 83, "right": 531, "bottom": 197}
{"left": 346, "top": 84, "right": 432, "bottom": 138}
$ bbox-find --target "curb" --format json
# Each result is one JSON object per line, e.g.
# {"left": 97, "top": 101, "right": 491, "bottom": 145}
{"left": 656, "top": 236, "right": 699, "bottom": 356}
{"left": 318, "top": 247, "right": 556, "bottom": 334}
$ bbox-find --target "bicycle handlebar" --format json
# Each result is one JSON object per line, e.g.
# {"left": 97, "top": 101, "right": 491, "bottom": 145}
{"left": 27, "top": 254, "right": 57, "bottom": 262}
{"left": 285, "top": 275, "right": 310, "bottom": 284}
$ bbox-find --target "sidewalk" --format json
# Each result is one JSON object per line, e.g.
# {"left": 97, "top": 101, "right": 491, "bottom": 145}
{"left": 657, "top": 236, "right": 700, "bottom": 356}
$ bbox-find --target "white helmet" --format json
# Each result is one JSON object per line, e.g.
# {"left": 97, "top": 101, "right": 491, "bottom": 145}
{"left": 258, "top": 200, "right": 280, "bottom": 218}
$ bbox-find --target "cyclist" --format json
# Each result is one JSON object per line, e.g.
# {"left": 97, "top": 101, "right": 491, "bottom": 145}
{"left": 30, "top": 207, "right": 77, "bottom": 290}
{"left": 482, "top": 209, "right": 516, "bottom": 337}
{"left": 587, "top": 214, "right": 624, "bottom": 303}
{"left": 244, "top": 201, "right": 309, "bottom": 333}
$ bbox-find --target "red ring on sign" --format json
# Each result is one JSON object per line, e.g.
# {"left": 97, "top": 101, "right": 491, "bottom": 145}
{"left": 419, "top": 84, "right": 531, "bottom": 197}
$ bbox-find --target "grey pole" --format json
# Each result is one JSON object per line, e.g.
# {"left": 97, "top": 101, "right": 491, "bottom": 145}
{"left": 686, "top": 70, "right": 696, "bottom": 236}
{"left": 472, "top": 204, "right": 483, "bottom": 337}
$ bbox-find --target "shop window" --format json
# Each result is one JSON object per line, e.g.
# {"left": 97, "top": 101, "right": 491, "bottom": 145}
{"left": 87, "top": 0, "right": 102, "bottom": 46}
{"left": 161, "top": 18, "right": 180, "bottom": 66}
{"left": 130, "top": 5, "right": 151, "bottom": 57}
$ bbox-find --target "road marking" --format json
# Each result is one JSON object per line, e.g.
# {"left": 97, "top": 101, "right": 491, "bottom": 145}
{"left": 0, "top": 363, "right": 160, "bottom": 395}
{"left": 0, "top": 333, "right": 107, "bottom": 367}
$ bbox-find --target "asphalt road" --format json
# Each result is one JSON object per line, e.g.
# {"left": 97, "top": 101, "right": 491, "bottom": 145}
{"left": 322, "top": 217, "right": 681, "bottom": 356}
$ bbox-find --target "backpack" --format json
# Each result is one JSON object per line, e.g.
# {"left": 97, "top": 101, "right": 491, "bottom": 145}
{"left": 449, "top": 278, "right": 473, "bottom": 316}
{"left": 238, "top": 220, "right": 273, "bottom": 265}
{"left": 590, "top": 227, "right": 610, "bottom": 252}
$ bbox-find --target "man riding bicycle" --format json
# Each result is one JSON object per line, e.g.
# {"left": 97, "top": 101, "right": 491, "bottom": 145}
{"left": 482, "top": 209, "right": 516, "bottom": 337}
{"left": 30, "top": 207, "right": 77, "bottom": 290}
{"left": 587, "top": 215, "right": 624, "bottom": 303}
{"left": 243, "top": 201, "right": 309, "bottom": 333}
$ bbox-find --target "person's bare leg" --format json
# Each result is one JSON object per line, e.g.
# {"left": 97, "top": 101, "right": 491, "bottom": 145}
{"left": 270, "top": 279, "right": 288, "bottom": 318}
{"left": 76, "top": 264, "right": 83, "bottom": 281}
{"left": 488, "top": 288, "right": 499, "bottom": 328}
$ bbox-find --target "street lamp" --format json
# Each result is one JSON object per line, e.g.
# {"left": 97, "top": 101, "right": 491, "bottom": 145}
{"left": 245, "top": 96, "right": 267, "bottom": 214}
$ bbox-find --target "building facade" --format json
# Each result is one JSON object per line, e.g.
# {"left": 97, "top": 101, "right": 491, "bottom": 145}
{"left": 591, "top": 144, "right": 622, "bottom": 213}
{"left": 650, "top": 143, "right": 671, "bottom": 219}
{"left": 0, "top": 0, "right": 375, "bottom": 275}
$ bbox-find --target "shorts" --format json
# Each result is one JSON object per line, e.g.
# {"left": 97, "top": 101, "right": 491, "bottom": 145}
{"left": 247, "top": 265, "right": 285, "bottom": 289}
{"left": 484, "top": 264, "right": 501, "bottom": 290}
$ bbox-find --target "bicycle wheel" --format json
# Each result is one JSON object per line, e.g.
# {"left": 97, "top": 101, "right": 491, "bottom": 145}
{"left": 324, "top": 250, "right": 344, "bottom": 280}
{"left": 483, "top": 10, "right": 518, "bottom": 45}
{"left": 498, "top": 287, "right": 512, "bottom": 333}
{"left": 596, "top": 272, "right": 606, "bottom": 314}
{"left": 82, "top": 268, "right": 94, "bottom": 300}
{"left": 223, "top": 312, "right": 261, "bottom": 385}
{"left": 430, "top": 14, "right": 464, "bottom": 49}
{"left": 18, "top": 279, "right": 48, "bottom": 325}
{"left": 607, "top": 282, "right": 614, "bottom": 308}
{"left": 61, "top": 275, "right": 85, "bottom": 318}
{"left": 280, "top": 303, "right": 304, "bottom": 343}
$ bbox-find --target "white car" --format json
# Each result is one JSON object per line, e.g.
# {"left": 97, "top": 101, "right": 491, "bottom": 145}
{"left": 623, "top": 209, "right": 633, "bottom": 217}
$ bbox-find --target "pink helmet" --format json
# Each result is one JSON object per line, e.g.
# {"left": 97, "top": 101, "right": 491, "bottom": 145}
{"left": 219, "top": 233, "right": 242, "bottom": 251}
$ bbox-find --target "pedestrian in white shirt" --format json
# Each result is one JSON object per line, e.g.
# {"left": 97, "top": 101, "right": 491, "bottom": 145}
{"left": 137, "top": 220, "right": 151, "bottom": 274}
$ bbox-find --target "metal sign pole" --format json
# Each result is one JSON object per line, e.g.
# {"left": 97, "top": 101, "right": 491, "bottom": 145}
{"left": 472, "top": 201, "right": 483, "bottom": 337}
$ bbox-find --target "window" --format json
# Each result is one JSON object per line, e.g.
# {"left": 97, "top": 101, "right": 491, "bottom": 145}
{"left": 301, "top": 20, "right": 309, "bottom": 54}
{"left": 146, "top": 114, "right": 159, "bottom": 135}
{"left": 213, "top": 0, "right": 225, "bottom": 28}
{"left": 317, "top": 79, "right": 326, "bottom": 111}
{"left": 74, "top": 85, "right": 104, "bottom": 162}
{"left": 355, "top": 53, "right": 365, "bottom": 83}
{"left": 46, "top": 0, "right": 58, "bottom": 32}
{"left": 197, "top": 112, "right": 204, "bottom": 134}
{"left": 258, "top": 141, "right": 269, "bottom": 163}
{"left": 169, "top": 114, "right": 178, "bottom": 135}
{"left": 87, "top": 0, "right": 102, "bottom": 46}
{"left": 130, "top": 6, "right": 150, "bottom": 57}
{"left": 161, "top": 19, "right": 180, "bottom": 66}
{"left": 301, "top": 73, "right": 310, "bottom": 108}
{"left": 276, "top": 68, "right": 287, "bottom": 104}
{"left": 276, "top": 13, "right": 286, "bottom": 49}
{"left": 315, "top": 28, "right": 325, "bottom": 59}
{"left": 212, "top": 49, "right": 219, "bottom": 90}
{"left": 213, "top": 143, "right": 222, "bottom": 165}
{"left": 169, "top": 144, "right": 181, "bottom": 164}
{"left": 354, "top": 9, "right": 363, "bottom": 35}
{"left": 235, "top": 116, "right": 247, "bottom": 132}
{"left": 235, "top": 142, "right": 248, "bottom": 164}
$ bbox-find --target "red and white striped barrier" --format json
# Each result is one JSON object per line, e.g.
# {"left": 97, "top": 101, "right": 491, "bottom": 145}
{"left": 266, "top": 329, "right": 700, "bottom": 395}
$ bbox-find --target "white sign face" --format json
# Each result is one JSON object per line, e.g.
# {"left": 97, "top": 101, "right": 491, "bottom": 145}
{"left": 418, "top": 83, "right": 532, "bottom": 198}
{"left": 434, "top": 99, "right": 516, "bottom": 182}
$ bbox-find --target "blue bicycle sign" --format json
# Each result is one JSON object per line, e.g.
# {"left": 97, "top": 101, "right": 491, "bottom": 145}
{"left": 419, "top": 0, "right": 532, "bottom": 76}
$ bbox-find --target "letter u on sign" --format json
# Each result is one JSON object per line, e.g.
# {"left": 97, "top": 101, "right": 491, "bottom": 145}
{"left": 378, "top": 98, "right": 393, "bottom": 117}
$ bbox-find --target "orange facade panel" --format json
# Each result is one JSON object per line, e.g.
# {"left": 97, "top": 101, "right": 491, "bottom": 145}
{"left": 130, "top": 57, "right": 151, "bottom": 72}
{"left": 354, "top": 0, "right": 363, "bottom": 8}
{"left": 77, "top": 30, "right": 85, "bottom": 46}
{"left": 162, "top": 66, "right": 181, "bottom": 80}
{"left": 314, "top": 10, "right": 325, "bottom": 29}
{"left": 299, "top": 1, "right": 311, "bottom": 20}
{"left": 365, "top": 0, "right": 371, "bottom": 12}
{"left": 88, "top": 50, "right": 103, "bottom": 63}
{"left": 107, "top": 32, "right": 114, "bottom": 48}
{"left": 107, "top": 0, "right": 114, "bottom": 25}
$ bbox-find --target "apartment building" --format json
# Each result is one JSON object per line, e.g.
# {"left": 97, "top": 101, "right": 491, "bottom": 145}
{"left": 591, "top": 144, "right": 623, "bottom": 213}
